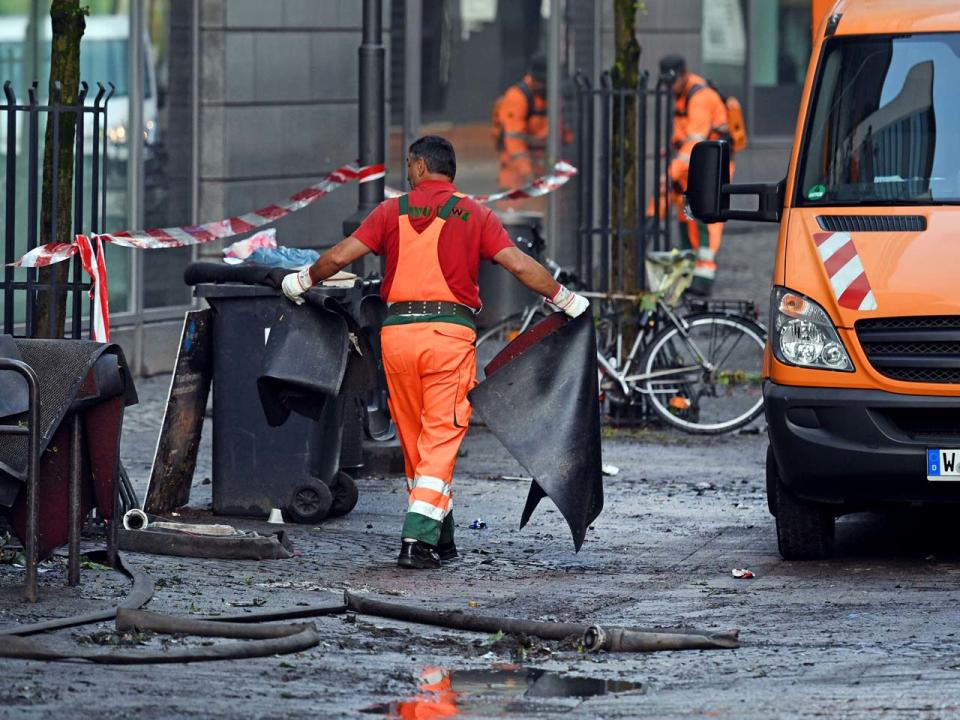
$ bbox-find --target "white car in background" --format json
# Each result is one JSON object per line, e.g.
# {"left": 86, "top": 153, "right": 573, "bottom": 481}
{"left": 0, "top": 14, "right": 159, "bottom": 160}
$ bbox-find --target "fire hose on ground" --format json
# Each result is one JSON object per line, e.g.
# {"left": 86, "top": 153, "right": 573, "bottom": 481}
{"left": 0, "top": 559, "right": 740, "bottom": 663}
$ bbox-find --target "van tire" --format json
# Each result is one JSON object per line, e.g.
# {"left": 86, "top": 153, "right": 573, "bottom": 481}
{"left": 772, "top": 466, "right": 835, "bottom": 560}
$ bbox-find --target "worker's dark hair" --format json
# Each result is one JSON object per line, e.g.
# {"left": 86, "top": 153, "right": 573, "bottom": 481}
{"left": 409, "top": 135, "right": 456, "bottom": 180}
{"left": 659, "top": 55, "right": 686, "bottom": 79}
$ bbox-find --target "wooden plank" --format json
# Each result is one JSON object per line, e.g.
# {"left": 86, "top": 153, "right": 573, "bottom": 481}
{"left": 143, "top": 310, "right": 212, "bottom": 514}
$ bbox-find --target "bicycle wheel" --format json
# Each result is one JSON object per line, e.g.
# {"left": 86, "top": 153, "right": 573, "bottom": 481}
{"left": 474, "top": 309, "right": 549, "bottom": 382}
{"left": 640, "top": 312, "right": 766, "bottom": 434}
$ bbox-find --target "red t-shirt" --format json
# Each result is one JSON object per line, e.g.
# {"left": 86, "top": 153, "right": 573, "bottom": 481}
{"left": 353, "top": 180, "right": 513, "bottom": 309}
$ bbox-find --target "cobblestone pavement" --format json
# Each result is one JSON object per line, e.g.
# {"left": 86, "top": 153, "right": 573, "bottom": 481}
{"left": 4, "top": 231, "right": 960, "bottom": 718}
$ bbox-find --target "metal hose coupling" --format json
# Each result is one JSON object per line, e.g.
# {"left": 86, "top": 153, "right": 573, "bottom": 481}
{"left": 583, "top": 624, "right": 740, "bottom": 652}
{"left": 122, "top": 508, "right": 149, "bottom": 531}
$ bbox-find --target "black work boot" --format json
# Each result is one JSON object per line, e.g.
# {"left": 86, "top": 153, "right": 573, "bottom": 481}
{"left": 397, "top": 540, "right": 441, "bottom": 569}
{"left": 437, "top": 542, "right": 458, "bottom": 562}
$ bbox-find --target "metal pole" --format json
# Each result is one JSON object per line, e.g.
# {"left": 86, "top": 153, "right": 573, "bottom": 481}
{"left": 342, "top": 0, "right": 385, "bottom": 271}
{"left": 4, "top": 82, "right": 16, "bottom": 335}
{"left": 402, "top": 0, "right": 422, "bottom": 182}
{"left": 67, "top": 413, "right": 82, "bottom": 586}
{"left": 546, "top": 0, "right": 561, "bottom": 260}
{"left": 129, "top": 0, "right": 145, "bottom": 361}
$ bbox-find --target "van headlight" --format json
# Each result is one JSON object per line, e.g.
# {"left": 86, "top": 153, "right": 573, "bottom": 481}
{"left": 771, "top": 287, "right": 853, "bottom": 371}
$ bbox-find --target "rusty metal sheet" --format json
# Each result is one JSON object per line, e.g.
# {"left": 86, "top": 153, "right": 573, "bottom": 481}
{"left": 143, "top": 310, "right": 212, "bottom": 514}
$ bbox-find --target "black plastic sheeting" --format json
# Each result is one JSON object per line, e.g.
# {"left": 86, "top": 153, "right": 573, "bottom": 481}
{"left": 469, "top": 311, "right": 603, "bottom": 551}
{"left": 258, "top": 293, "right": 375, "bottom": 427}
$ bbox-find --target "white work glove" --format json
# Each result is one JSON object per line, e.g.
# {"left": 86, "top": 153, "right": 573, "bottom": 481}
{"left": 281, "top": 268, "right": 313, "bottom": 305}
{"left": 548, "top": 284, "right": 589, "bottom": 318}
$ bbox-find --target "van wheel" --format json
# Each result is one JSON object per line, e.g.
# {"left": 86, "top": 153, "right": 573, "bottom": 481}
{"left": 775, "top": 478, "right": 835, "bottom": 560}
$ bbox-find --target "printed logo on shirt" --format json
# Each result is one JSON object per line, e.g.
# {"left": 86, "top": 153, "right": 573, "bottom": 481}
{"left": 408, "top": 204, "right": 471, "bottom": 222}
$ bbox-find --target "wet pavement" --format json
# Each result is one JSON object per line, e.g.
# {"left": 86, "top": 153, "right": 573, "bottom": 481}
{"left": 4, "top": 229, "right": 960, "bottom": 717}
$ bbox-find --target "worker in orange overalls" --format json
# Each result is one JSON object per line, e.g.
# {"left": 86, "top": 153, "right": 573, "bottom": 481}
{"left": 496, "top": 55, "right": 548, "bottom": 189}
{"left": 661, "top": 55, "right": 734, "bottom": 296}
{"left": 282, "top": 136, "right": 588, "bottom": 569}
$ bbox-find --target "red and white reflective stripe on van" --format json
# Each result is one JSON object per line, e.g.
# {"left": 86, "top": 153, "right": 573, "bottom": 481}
{"left": 813, "top": 232, "right": 878, "bottom": 311}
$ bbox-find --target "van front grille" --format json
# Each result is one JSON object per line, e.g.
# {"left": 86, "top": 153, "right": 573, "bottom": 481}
{"left": 856, "top": 316, "right": 960, "bottom": 384}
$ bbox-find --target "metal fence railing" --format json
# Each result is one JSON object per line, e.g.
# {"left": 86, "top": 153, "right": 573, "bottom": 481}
{"left": 1, "top": 79, "right": 113, "bottom": 339}
{"left": 574, "top": 70, "right": 674, "bottom": 294}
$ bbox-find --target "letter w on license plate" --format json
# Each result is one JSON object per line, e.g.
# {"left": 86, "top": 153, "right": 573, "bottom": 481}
{"left": 928, "top": 449, "right": 960, "bottom": 481}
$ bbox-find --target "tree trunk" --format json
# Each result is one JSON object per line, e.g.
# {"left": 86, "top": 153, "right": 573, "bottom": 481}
{"left": 33, "top": 0, "right": 86, "bottom": 339}
{"left": 611, "top": 0, "right": 641, "bottom": 295}
{"left": 611, "top": 0, "right": 642, "bottom": 343}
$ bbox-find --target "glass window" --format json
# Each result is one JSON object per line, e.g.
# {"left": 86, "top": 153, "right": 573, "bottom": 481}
{"left": 798, "top": 34, "right": 960, "bottom": 206}
{"left": 749, "top": 0, "right": 811, "bottom": 136}
{"left": 702, "top": 0, "right": 747, "bottom": 103}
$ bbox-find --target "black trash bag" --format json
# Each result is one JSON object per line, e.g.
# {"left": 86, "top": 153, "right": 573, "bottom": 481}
{"left": 468, "top": 311, "right": 603, "bottom": 551}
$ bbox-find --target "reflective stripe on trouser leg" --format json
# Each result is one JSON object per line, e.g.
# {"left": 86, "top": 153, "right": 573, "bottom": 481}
{"left": 402, "top": 474, "right": 453, "bottom": 544}
{"left": 693, "top": 240, "right": 717, "bottom": 280}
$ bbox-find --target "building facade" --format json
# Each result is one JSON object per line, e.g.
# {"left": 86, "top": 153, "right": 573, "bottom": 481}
{"left": 0, "top": 0, "right": 809, "bottom": 374}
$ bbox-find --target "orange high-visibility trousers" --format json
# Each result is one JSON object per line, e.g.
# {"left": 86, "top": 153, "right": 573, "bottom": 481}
{"left": 382, "top": 191, "right": 476, "bottom": 546}
{"left": 381, "top": 323, "right": 476, "bottom": 545}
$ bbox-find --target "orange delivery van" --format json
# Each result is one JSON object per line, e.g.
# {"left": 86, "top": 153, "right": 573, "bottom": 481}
{"left": 686, "top": 0, "right": 960, "bottom": 559}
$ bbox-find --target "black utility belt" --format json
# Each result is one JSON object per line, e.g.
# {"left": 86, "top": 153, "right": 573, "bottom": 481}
{"left": 388, "top": 301, "right": 477, "bottom": 323}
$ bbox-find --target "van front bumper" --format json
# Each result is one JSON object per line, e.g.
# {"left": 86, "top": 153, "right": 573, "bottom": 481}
{"left": 764, "top": 381, "right": 960, "bottom": 508}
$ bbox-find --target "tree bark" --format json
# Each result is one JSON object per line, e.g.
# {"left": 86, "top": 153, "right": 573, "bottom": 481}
{"left": 34, "top": 0, "right": 86, "bottom": 339}
{"left": 611, "top": 0, "right": 642, "bottom": 345}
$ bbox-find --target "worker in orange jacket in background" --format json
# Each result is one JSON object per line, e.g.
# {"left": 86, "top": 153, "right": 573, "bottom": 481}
{"left": 281, "top": 136, "right": 588, "bottom": 570}
{"left": 495, "top": 54, "right": 572, "bottom": 189}
{"left": 661, "top": 55, "right": 734, "bottom": 296}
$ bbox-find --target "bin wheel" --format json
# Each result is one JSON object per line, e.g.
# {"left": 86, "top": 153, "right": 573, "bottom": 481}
{"left": 286, "top": 481, "right": 333, "bottom": 524}
{"left": 328, "top": 471, "right": 359, "bottom": 518}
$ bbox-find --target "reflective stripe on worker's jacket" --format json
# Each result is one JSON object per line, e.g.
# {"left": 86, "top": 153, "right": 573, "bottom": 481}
{"left": 381, "top": 193, "right": 477, "bottom": 546}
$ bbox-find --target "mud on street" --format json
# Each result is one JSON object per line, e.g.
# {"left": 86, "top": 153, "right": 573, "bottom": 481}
{"left": 4, "top": 231, "right": 960, "bottom": 718}
{"left": 4, "top": 397, "right": 960, "bottom": 718}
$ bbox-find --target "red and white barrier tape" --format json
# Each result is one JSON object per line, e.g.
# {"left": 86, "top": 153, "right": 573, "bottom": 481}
{"left": 12, "top": 160, "right": 575, "bottom": 342}
{"left": 14, "top": 161, "right": 384, "bottom": 268}
{"left": 383, "top": 160, "right": 578, "bottom": 202}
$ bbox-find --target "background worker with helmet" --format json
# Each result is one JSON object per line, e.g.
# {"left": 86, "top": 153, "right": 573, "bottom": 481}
{"left": 282, "top": 135, "right": 588, "bottom": 570}
{"left": 660, "top": 54, "right": 746, "bottom": 296}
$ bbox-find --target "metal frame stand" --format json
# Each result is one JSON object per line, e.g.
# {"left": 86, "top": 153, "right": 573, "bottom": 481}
{"left": 0, "top": 358, "right": 40, "bottom": 602}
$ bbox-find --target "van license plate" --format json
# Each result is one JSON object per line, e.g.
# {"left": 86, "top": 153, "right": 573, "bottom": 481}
{"left": 928, "top": 449, "right": 960, "bottom": 480}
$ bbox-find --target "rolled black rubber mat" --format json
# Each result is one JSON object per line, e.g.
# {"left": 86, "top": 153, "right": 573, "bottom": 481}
{"left": 118, "top": 527, "right": 294, "bottom": 559}
{"left": 468, "top": 311, "right": 603, "bottom": 551}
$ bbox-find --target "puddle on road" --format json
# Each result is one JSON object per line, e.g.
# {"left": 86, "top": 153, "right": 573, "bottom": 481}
{"left": 362, "top": 665, "right": 642, "bottom": 717}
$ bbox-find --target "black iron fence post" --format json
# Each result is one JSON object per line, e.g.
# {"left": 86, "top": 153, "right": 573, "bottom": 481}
{"left": 0, "top": 78, "right": 111, "bottom": 340}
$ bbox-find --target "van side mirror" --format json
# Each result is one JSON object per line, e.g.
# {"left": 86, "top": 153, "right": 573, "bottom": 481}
{"left": 687, "top": 141, "right": 784, "bottom": 224}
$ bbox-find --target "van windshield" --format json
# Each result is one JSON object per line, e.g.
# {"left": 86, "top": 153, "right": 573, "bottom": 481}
{"left": 798, "top": 33, "right": 960, "bottom": 206}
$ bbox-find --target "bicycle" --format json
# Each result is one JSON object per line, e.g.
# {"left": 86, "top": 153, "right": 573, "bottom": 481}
{"left": 475, "top": 250, "right": 767, "bottom": 434}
